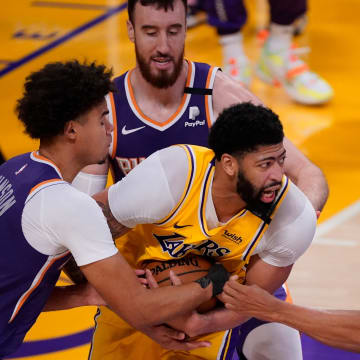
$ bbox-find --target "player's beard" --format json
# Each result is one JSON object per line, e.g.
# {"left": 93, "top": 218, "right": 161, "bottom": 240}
{"left": 236, "top": 171, "right": 281, "bottom": 207}
{"left": 135, "top": 44, "right": 184, "bottom": 89}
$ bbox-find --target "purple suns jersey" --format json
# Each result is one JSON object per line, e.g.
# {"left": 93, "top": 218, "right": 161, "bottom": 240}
{"left": 107, "top": 60, "right": 219, "bottom": 181}
{"left": 0, "top": 152, "right": 71, "bottom": 357}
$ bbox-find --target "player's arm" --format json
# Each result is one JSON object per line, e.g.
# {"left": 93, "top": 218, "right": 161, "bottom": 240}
{"left": 43, "top": 282, "right": 106, "bottom": 311}
{"left": 212, "top": 71, "right": 263, "bottom": 120}
{"left": 71, "top": 161, "right": 109, "bottom": 196}
{"left": 283, "top": 137, "right": 328, "bottom": 212}
{"left": 212, "top": 73, "right": 329, "bottom": 212}
{"left": 222, "top": 283, "right": 360, "bottom": 353}
{"left": 92, "top": 187, "right": 129, "bottom": 239}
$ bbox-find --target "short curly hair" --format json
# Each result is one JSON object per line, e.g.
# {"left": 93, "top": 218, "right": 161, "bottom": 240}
{"left": 128, "top": 0, "right": 187, "bottom": 23}
{"left": 208, "top": 102, "right": 284, "bottom": 160}
{"left": 16, "top": 60, "right": 114, "bottom": 140}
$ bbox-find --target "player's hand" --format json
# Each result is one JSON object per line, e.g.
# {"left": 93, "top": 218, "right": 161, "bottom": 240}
{"left": 134, "top": 269, "right": 148, "bottom": 287}
{"left": 145, "top": 324, "right": 211, "bottom": 351}
{"left": 221, "top": 280, "right": 280, "bottom": 320}
{"left": 145, "top": 268, "right": 159, "bottom": 288}
{"left": 169, "top": 270, "right": 182, "bottom": 286}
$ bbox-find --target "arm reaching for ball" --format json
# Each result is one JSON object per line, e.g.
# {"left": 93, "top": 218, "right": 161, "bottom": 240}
{"left": 222, "top": 282, "right": 360, "bottom": 353}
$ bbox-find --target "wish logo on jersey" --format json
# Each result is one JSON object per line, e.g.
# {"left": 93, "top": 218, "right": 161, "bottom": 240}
{"left": 153, "top": 232, "right": 230, "bottom": 258}
{"left": 184, "top": 106, "right": 205, "bottom": 128}
{"left": 222, "top": 230, "right": 243, "bottom": 245}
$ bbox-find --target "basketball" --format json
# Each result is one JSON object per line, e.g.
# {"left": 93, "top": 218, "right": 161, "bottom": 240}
{"left": 142, "top": 255, "right": 218, "bottom": 313}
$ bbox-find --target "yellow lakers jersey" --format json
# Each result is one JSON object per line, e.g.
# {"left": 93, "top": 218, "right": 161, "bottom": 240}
{"left": 116, "top": 144, "right": 290, "bottom": 282}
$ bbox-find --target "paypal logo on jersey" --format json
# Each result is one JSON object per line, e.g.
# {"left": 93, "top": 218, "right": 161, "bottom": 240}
{"left": 185, "top": 106, "right": 205, "bottom": 128}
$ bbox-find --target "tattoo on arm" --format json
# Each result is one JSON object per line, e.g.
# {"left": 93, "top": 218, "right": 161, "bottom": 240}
{"left": 63, "top": 256, "right": 87, "bottom": 284}
{"left": 96, "top": 200, "right": 127, "bottom": 239}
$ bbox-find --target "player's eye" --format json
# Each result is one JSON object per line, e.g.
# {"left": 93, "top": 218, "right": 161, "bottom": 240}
{"left": 279, "top": 156, "right": 286, "bottom": 165}
{"left": 259, "top": 162, "right": 271, "bottom": 169}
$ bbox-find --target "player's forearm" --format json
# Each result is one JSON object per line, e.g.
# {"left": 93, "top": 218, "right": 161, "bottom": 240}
{"left": 274, "top": 303, "right": 360, "bottom": 353}
{"left": 292, "top": 163, "right": 329, "bottom": 212}
{"left": 125, "top": 282, "right": 214, "bottom": 330}
{"left": 43, "top": 284, "right": 97, "bottom": 311}
{"left": 283, "top": 138, "right": 329, "bottom": 212}
{"left": 186, "top": 307, "right": 249, "bottom": 337}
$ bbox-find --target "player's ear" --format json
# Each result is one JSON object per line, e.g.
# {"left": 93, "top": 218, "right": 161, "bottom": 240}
{"left": 64, "top": 120, "right": 78, "bottom": 140}
{"left": 127, "top": 20, "right": 135, "bottom": 43}
{"left": 221, "top": 154, "right": 238, "bottom": 177}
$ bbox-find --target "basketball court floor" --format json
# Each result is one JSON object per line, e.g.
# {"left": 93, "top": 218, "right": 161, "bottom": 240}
{"left": 1, "top": 0, "right": 360, "bottom": 359}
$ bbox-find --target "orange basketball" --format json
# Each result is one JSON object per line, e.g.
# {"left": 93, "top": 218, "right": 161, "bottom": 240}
{"left": 142, "top": 255, "right": 218, "bottom": 313}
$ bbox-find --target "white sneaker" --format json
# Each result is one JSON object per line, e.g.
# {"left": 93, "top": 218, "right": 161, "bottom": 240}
{"left": 223, "top": 55, "right": 252, "bottom": 87}
{"left": 256, "top": 42, "right": 333, "bottom": 104}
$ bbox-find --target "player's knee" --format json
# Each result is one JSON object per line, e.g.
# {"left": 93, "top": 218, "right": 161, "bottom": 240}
{"left": 242, "top": 322, "right": 302, "bottom": 360}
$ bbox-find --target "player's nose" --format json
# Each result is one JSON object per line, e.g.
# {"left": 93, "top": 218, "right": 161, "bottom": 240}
{"left": 156, "top": 32, "right": 170, "bottom": 53}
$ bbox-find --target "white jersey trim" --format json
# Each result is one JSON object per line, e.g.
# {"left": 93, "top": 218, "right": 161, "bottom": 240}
{"left": 124, "top": 61, "right": 195, "bottom": 131}
{"left": 30, "top": 151, "right": 62, "bottom": 178}
{"left": 207, "top": 66, "right": 219, "bottom": 126}
{"left": 8, "top": 251, "right": 70, "bottom": 323}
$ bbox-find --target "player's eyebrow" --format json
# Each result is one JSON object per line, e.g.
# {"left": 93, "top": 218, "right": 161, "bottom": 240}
{"left": 257, "top": 149, "right": 287, "bottom": 163}
{"left": 141, "top": 23, "right": 183, "bottom": 31}
{"left": 168, "top": 23, "right": 182, "bottom": 29}
{"left": 102, "top": 110, "right": 109, "bottom": 117}
{"left": 141, "top": 25, "right": 157, "bottom": 31}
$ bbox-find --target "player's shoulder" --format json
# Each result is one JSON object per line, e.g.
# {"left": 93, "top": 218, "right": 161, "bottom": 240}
{"left": 279, "top": 180, "right": 317, "bottom": 225}
{"left": 212, "top": 72, "right": 263, "bottom": 117}
{"left": 112, "top": 69, "right": 130, "bottom": 82}
{"left": 39, "top": 181, "right": 98, "bottom": 212}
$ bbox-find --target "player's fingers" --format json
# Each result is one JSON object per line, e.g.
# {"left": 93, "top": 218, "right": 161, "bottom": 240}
{"left": 229, "top": 274, "right": 238, "bottom": 281}
{"left": 146, "top": 269, "right": 159, "bottom": 289}
{"left": 169, "top": 270, "right": 182, "bottom": 286}
{"left": 182, "top": 340, "right": 211, "bottom": 350}
{"left": 224, "top": 302, "right": 237, "bottom": 311}
{"left": 225, "top": 280, "right": 246, "bottom": 293}
{"left": 220, "top": 292, "right": 238, "bottom": 306}
{"left": 134, "top": 269, "right": 145, "bottom": 276}
{"left": 162, "top": 326, "right": 185, "bottom": 340}
{"left": 138, "top": 277, "right": 148, "bottom": 286}
{"left": 216, "top": 292, "right": 226, "bottom": 303}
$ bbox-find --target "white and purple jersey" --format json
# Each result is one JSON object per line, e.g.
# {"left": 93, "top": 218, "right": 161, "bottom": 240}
{"left": 0, "top": 152, "right": 71, "bottom": 357}
{"left": 107, "top": 60, "right": 219, "bottom": 181}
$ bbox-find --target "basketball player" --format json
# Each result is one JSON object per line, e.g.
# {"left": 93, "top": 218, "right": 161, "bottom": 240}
{"left": 0, "top": 60, "right": 230, "bottom": 358}
{"left": 88, "top": 103, "right": 317, "bottom": 359}
{"left": 222, "top": 281, "right": 360, "bottom": 353}
{"left": 70, "top": 0, "right": 326, "bottom": 358}
{"left": 73, "top": 0, "right": 328, "bottom": 214}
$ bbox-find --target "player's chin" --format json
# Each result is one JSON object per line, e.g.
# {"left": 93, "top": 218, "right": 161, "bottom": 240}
{"left": 96, "top": 154, "right": 108, "bottom": 165}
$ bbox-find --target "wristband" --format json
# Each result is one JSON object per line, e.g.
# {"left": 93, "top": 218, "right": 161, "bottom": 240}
{"left": 195, "top": 263, "right": 229, "bottom": 296}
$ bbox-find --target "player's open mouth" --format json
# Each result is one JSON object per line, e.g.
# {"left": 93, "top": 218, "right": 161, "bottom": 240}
{"left": 260, "top": 186, "right": 280, "bottom": 203}
{"left": 152, "top": 57, "right": 172, "bottom": 69}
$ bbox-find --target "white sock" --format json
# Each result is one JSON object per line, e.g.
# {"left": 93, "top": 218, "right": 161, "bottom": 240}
{"left": 267, "top": 23, "right": 293, "bottom": 53}
{"left": 219, "top": 31, "right": 247, "bottom": 61}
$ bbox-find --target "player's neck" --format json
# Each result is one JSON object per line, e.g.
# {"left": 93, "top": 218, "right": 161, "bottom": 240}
{"left": 39, "top": 141, "right": 84, "bottom": 183}
{"left": 131, "top": 60, "right": 188, "bottom": 107}
{"left": 211, "top": 167, "right": 247, "bottom": 223}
